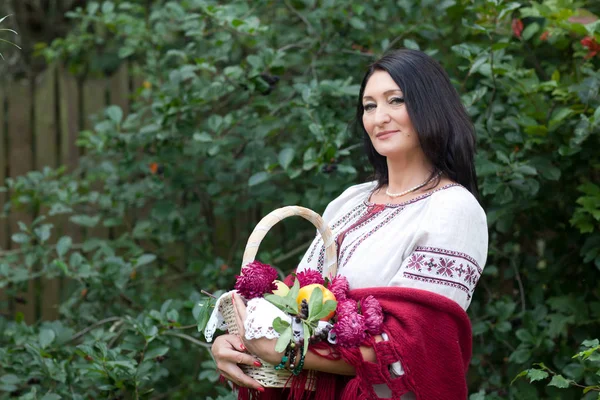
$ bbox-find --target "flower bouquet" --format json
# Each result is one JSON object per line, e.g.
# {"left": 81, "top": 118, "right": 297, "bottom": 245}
{"left": 206, "top": 206, "right": 383, "bottom": 389}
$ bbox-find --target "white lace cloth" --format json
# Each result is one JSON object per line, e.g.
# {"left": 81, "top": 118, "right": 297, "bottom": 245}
{"left": 204, "top": 291, "right": 290, "bottom": 342}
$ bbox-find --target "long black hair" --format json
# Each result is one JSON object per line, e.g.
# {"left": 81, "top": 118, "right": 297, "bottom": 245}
{"left": 355, "top": 49, "right": 479, "bottom": 198}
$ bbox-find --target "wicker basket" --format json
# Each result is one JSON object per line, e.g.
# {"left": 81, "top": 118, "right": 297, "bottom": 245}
{"left": 220, "top": 206, "right": 338, "bottom": 389}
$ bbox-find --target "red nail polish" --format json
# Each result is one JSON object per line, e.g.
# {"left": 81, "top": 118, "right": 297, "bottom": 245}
{"left": 256, "top": 387, "right": 265, "bottom": 392}
{"left": 240, "top": 343, "right": 246, "bottom": 351}
{"left": 254, "top": 360, "right": 262, "bottom": 367}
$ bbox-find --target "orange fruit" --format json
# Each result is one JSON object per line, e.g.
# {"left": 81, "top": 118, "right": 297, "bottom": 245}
{"left": 296, "top": 283, "right": 336, "bottom": 321}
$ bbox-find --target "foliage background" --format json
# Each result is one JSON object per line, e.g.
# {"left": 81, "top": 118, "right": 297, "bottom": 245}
{"left": 1, "top": 0, "right": 600, "bottom": 399}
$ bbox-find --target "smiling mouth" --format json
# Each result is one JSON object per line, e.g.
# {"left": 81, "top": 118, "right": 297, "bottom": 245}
{"left": 376, "top": 130, "right": 399, "bottom": 138}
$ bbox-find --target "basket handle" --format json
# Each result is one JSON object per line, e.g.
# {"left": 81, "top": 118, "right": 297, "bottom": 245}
{"left": 241, "top": 206, "right": 337, "bottom": 278}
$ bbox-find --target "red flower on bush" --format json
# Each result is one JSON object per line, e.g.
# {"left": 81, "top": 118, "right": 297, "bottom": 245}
{"left": 234, "top": 261, "right": 278, "bottom": 299}
{"left": 296, "top": 269, "right": 324, "bottom": 287}
{"left": 512, "top": 19, "right": 523, "bottom": 39}
{"left": 581, "top": 36, "right": 600, "bottom": 59}
{"left": 540, "top": 31, "right": 550, "bottom": 41}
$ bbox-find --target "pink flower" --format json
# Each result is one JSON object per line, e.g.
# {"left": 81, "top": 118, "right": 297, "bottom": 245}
{"left": 329, "top": 275, "right": 349, "bottom": 301}
{"left": 336, "top": 299, "right": 358, "bottom": 319}
{"left": 234, "top": 261, "right": 278, "bottom": 300}
{"left": 333, "top": 313, "right": 367, "bottom": 348}
{"left": 361, "top": 296, "right": 384, "bottom": 335}
{"left": 511, "top": 18, "right": 523, "bottom": 39}
{"left": 296, "top": 270, "right": 324, "bottom": 287}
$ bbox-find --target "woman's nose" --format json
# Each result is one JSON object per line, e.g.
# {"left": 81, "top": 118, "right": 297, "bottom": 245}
{"left": 374, "top": 106, "right": 391, "bottom": 125}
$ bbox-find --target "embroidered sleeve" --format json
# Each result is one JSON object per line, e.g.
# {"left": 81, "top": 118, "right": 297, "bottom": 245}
{"left": 392, "top": 189, "right": 488, "bottom": 309}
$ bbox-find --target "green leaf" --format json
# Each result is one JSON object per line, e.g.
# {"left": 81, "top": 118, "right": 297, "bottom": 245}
{"left": 310, "top": 300, "right": 337, "bottom": 321}
{"left": 70, "top": 215, "right": 100, "bottom": 228}
{"left": 522, "top": 22, "right": 539, "bottom": 41}
{"left": 56, "top": 236, "right": 72, "bottom": 257}
{"left": 11, "top": 232, "right": 30, "bottom": 244}
{"left": 275, "top": 327, "right": 292, "bottom": 353}
{"left": 264, "top": 294, "right": 297, "bottom": 314}
{"left": 41, "top": 394, "right": 62, "bottom": 400}
{"left": 106, "top": 105, "right": 123, "bottom": 124}
{"left": 526, "top": 369, "right": 549, "bottom": 382}
{"left": 53, "top": 259, "right": 69, "bottom": 276}
{"left": 307, "top": 286, "right": 323, "bottom": 320}
{"left": 101, "top": 1, "right": 115, "bottom": 14}
{"left": 562, "top": 363, "right": 585, "bottom": 381}
{"left": 194, "top": 298, "right": 215, "bottom": 333}
{"left": 145, "top": 346, "right": 169, "bottom": 359}
{"left": 193, "top": 132, "right": 212, "bottom": 142}
{"left": 39, "top": 328, "right": 56, "bottom": 349}
{"left": 248, "top": 172, "right": 269, "bottom": 187}
{"left": 403, "top": 39, "right": 420, "bottom": 50}
{"left": 302, "top": 322, "right": 310, "bottom": 356}
{"left": 349, "top": 17, "right": 366, "bottom": 30}
{"left": 514, "top": 165, "right": 537, "bottom": 176}
{"left": 273, "top": 317, "right": 290, "bottom": 334}
{"left": 136, "top": 254, "right": 156, "bottom": 266}
{"left": 288, "top": 278, "right": 300, "bottom": 302}
{"left": 509, "top": 348, "right": 532, "bottom": 364}
{"left": 516, "top": 329, "right": 534, "bottom": 344}
{"left": 278, "top": 148, "right": 295, "bottom": 170}
{"left": 0, "top": 374, "right": 21, "bottom": 385}
{"left": 34, "top": 224, "right": 52, "bottom": 243}
{"left": 548, "top": 375, "right": 570, "bottom": 389}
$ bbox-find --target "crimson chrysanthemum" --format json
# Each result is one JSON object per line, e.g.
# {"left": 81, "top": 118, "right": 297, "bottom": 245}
{"left": 234, "top": 261, "right": 278, "bottom": 300}
{"left": 296, "top": 269, "right": 324, "bottom": 287}
{"left": 361, "top": 295, "right": 384, "bottom": 335}
{"left": 329, "top": 275, "right": 349, "bottom": 301}
{"left": 333, "top": 312, "right": 367, "bottom": 348}
{"left": 336, "top": 299, "right": 358, "bottom": 319}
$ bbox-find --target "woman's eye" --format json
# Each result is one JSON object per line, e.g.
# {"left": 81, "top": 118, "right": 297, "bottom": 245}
{"left": 363, "top": 103, "right": 376, "bottom": 111}
{"left": 390, "top": 97, "right": 405, "bottom": 105}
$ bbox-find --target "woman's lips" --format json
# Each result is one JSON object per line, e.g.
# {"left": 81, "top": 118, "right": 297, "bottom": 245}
{"left": 375, "top": 130, "right": 399, "bottom": 139}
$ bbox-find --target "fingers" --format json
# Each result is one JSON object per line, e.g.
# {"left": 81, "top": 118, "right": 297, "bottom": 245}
{"left": 213, "top": 335, "right": 264, "bottom": 390}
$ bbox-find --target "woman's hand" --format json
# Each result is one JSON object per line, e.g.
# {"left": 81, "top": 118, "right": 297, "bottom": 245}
{"left": 232, "top": 293, "right": 283, "bottom": 366}
{"left": 211, "top": 333, "right": 264, "bottom": 390}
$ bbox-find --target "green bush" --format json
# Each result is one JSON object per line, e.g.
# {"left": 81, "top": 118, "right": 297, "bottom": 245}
{"left": 1, "top": 0, "right": 599, "bottom": 399}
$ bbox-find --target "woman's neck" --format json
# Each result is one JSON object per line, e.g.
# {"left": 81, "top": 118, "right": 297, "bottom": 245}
{"left": 385, "top": 153, "right": 435, "bottom": 193}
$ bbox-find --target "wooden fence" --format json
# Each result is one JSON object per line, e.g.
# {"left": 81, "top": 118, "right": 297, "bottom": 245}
{"left": 0, "top": 63, "right": 137, "bottom": 324}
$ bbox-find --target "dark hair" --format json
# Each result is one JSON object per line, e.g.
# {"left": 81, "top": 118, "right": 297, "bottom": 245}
{"left": 355, "top": 49, "right": 479, "bottom": 198}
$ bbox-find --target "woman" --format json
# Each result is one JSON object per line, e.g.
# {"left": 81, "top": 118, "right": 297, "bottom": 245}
{"left": 211, "top": 49, "right": 488, "bottom": 399}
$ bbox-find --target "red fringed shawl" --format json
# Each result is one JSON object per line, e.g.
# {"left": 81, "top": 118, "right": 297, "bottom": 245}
{"left": 236, "top": 287, "right": 472, "bottom": 400}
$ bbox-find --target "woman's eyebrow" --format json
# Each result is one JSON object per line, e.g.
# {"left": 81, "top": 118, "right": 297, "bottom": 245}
{"left": 362, "top": 89, "right": 403, "bottom": 100}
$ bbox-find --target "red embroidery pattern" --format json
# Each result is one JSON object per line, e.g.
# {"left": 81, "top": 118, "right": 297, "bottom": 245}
{"left": 339, "top": 206, "right": 406, "bottom": 269}
{"left": 414, "top": 246, "right": 482, "bottom": 274}
{"left": 403, "top": 247, "right": 482, "bottom": 298}
{"left": 403, "top": 272, "right": 472, "bottom": 298}
{"left": 307, "top": 203, "right": 366, "bottom": 265}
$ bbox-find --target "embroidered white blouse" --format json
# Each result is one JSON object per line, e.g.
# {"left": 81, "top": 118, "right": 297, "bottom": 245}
{"left": 297, "top": 181, "right": 488, "bottom": 311}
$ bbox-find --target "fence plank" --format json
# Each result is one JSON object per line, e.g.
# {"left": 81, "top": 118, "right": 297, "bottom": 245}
{"left": 110, "top": 63, "right": 130, "bottom": 116}
{"left": 58, "top": 66, "right": 83, "bottom": 245}
{"left": 8, "top": 79, "right": 35, "bottom": 324}
{"left": 0, "top": 87, "right": 8, "bottom": 250}
{"left": 58, "top": 65, "right": 80, "bottom": 172}
{"left": 0, "top": 87, "right": 8, "bottom": 317}
{"left": 82, "top": 77, "right": 109, "bottom": 240}
{"left": 35, "top": 65, "right": 58, "bottom": 171}
{"left": 35, "top": 66, "right": 60, "bottom": 321}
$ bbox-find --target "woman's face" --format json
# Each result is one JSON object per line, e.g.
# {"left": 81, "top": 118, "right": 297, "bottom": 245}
{"left": 361, "top": 70, "right": 420, "bottom": 158}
